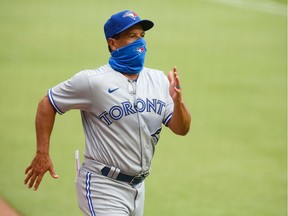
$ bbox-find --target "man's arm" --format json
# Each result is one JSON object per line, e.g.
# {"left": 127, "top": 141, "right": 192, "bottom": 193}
{"left": 24, "top": 95, "right": 59, "bottom": 191}
{"left": 167, "top": 67, "right": 191, "bottom": 135}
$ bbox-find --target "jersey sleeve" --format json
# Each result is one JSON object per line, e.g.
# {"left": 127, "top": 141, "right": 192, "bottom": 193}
{"left": 162, "top": 73, "right": 174, "bottom": 126}
{"left": 48, "top": 70, "right": 93, "bottom": 114}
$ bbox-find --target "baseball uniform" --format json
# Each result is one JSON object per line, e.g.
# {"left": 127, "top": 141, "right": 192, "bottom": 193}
{"left": 48, "top": 64, "right": 174, "bottom": 215}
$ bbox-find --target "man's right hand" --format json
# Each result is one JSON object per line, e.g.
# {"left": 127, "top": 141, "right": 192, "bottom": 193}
{"left": 24, "top": 153, "right": 59, "bottom": 191}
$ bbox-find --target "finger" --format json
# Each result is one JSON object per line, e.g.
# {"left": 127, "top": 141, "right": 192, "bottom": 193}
{"left": 174, "top": 75, "right": 182, "bottom": 92}
{"left": 173, "top": 66, "right": 177, "bottom": 74}
{"left": 25, "top": 165, "right": 32, "bottom": 174}
{"left": 174, "top": 86, "right": 182, "bottom": 93}
{"left": 173, "top": 67, "right": 182, "bottom": 86}
{"left": 24, "top": 169, "right": 34, "bottom": 184}
{"left": 167, "top": 71, "right": 173, "bottom": 83}
{"left": 28, "top": 173, "right": 38, "bottom": 189}
{"left": 173, "top": 66, "right": 179, "bottom": 81}
{"left": 173, "top": 66, "right": 179, "bottom": 78}
{"left": 34, "top": 175, "right": 43, "bottom": 191}
{"left": 49, "top": 167, "right": 59, "bottom": 179}
{"left": 175, "top": 74, "right": 180, "bottom": 86}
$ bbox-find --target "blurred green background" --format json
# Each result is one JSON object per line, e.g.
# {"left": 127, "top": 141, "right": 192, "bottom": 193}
{"left": 0, "top": 0, "right": 286, "bottom": 215}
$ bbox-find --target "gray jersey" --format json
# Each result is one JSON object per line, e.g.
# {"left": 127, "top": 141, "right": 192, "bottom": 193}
{"left": 48, "top": 64, "right": 173, "bottom": 175}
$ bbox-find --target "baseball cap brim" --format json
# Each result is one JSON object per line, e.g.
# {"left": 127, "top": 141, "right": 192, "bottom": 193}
{"left": 113, "top": 19, "right": 154, "bottom": 37}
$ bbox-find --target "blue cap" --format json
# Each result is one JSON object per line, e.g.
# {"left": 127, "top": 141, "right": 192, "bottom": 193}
{"left": 104, "top": 10, "right": 154, "bottom": 41}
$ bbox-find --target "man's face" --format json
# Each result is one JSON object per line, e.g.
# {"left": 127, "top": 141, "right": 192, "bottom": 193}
{"left": 108, "top": 24, "right": 145, "bottom": 51}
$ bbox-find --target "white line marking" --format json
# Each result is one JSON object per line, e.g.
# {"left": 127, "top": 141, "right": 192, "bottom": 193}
{"left": 210, "top": 0, "right": 287, "bottom": 17}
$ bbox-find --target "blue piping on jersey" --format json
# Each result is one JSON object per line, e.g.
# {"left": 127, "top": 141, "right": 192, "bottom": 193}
{"left": 86, "top": 172, "right": 96, "bottom": 216}
{"left": 163, "top": 112, "right": 173, "bottom": 126}
{"left": 48, "top": 89, "right": 64, "bottom": 115}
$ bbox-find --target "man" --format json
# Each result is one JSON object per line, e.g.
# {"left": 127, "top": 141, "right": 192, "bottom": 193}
{"left": 24, "top": 10, "right": 191, "bottom": 216}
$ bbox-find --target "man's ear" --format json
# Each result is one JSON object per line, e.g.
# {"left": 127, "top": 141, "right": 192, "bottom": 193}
{"left": 108, "top": 38, "right": 117, "bottom": 51}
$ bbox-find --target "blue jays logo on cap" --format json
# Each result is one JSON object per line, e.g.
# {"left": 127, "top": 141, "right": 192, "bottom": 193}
{"left": 123, "top": 11, "right": 138, "bottom": 20}
{"left": 104, "top": 10, "right": 154, "bottom": 40}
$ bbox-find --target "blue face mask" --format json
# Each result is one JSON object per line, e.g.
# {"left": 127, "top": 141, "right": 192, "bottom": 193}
{"left": 109, "top": 38, "right": 147, "bottom": 74}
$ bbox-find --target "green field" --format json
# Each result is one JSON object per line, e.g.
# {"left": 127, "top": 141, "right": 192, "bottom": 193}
{"left": 0, "top": 0, "right": 286, "bottom": 215}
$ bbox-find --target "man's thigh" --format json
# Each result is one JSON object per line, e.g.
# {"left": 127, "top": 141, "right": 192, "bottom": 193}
{"left": 76, "top": 168, "right": 145, "bottom": 216}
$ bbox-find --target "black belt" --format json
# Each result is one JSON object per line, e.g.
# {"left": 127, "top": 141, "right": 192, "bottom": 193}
{"left": 101, "top": 166, "right": 149, "bottom": 186}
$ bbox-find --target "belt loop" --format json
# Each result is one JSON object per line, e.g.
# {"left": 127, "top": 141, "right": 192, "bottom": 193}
{"left": 107, "top": 166, "right": 116, "bottom": 178}
{"left": 111, "top": 168, "right": 121, "bottom": 179}
{"left": 107, "top": 166, "right": 121, "bottom": 180}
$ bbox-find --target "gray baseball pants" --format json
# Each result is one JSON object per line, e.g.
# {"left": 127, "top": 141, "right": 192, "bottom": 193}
{"left": 76, "top": 167, "right": 145, "bottom": 216}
